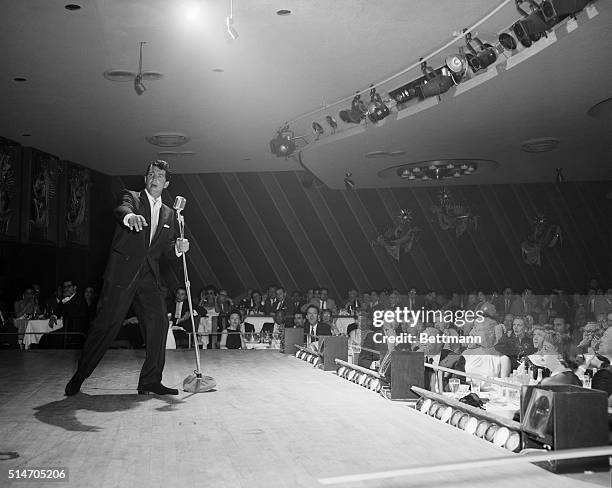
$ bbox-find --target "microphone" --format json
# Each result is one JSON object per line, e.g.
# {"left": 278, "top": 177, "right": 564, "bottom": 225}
{"left": 173, "top": 196, "right": 186, "bottom": 212}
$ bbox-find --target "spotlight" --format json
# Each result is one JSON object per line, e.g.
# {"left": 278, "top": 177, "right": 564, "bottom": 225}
{"left": 367, "top": 86, "right": 390, "bottom": 123}
{"left": 512, "top": 0, "right": 555, "bottom": 47}
{"left": 498, "top": 32, "right": 518, "bottom": 51}
{"left": 325, "top": 115, "right": 338, "bottom": 132}
{"left": 312, "top": 122, "right": 324, "bottom": 139}
{"left": 445, "top": 49, "right": 470, "bottom": 83}
{"left": 417, "top": 61, "right": 454, "bottom": 99}
{"left": 269, "top": 125, "right": 306, "bottom": 158}
{"left": 134, "top": 73, "right": 146, "bottom": 95}
{"left": 339, "top": 93, "right": 367, "bottom": 124}
{"left": 465, "top": 33, "right": 500, "bottom": 72}
{"left": 540, "top": 0, "right": 589, "bottom": 23}
{"left": 344, "top": 172, "right": 355, "bottom": 190}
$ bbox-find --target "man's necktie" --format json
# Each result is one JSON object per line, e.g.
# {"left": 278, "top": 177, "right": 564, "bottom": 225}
{"left": 150, "top": 198, "right": 160, "bottom": 244}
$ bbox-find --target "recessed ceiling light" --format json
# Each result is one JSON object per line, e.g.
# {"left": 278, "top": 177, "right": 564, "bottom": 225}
{"left": 146, "top": 132, "right": 190, "bottom": 147}
{"left": 212, "top": 68, "right": 224, "bottom": 73}
{"left": 242, "top": 158, "right": 251, "bottom": 161}
{"left": 22, "top": 133, "right": 32, "bottom": 137}
{"left": 13, "top": 77, "right": 27, "bottom": 82}
{"left": 65, "top": 4, "right": 81, "bottom": 10}
{"left": 521, "top": 137, "right": 560, "bottom": 153}
{"left": 276, "top": 9, "right": 291, "bottom": 16}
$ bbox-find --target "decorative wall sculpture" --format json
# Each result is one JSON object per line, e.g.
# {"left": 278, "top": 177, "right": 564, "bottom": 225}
{"left": 430, "top": 188, "right": 478, "bottom": 237}
{"left": 372, "top": 209, "right": 421, "bottom": 261}
{"left": 28, "top": 149, "right": 60, "bottom": 244}
{"left": 0, "top": 138, "right": 21, "bottom": 240}
{"left": 521, "top": 213, "right": 562, "bottom": 266}
{"left": 65, "top": 163, "right": 91, "bottom": 246}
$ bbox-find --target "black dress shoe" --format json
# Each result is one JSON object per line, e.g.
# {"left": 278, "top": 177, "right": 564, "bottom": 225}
{"left": 137, "top": 383, "right": 179, "bottom": 395}
{"left": 65, "top": 374, "right": 84, "bottom": 396}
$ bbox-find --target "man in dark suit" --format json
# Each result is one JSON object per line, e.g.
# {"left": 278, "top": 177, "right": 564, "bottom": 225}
{"left": 419, "top": 327, "right": 465, "bottom": 392}
{"left": 303, "top": 305, "right": 332, "bottom": 344}
{"left": 65, "top": 160, "right": 189, "bottom": 396}
{"left": 168, "top": 286, "right": 199, "bottom": 348}
{"left": 40, "top": 279, "right": 89, "bottom": 348}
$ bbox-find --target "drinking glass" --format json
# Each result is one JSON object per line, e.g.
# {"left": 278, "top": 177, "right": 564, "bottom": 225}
{"left": 449, "top": 378, "right": 460, "bottom": 395}
{"left": 471, "top": 380, "right": 481, "bottom": 394}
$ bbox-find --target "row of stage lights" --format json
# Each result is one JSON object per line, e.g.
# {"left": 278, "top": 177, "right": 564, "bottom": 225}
{"left": 269, "top": 0, "right": 592, "bottom": 159}
{"left": 415, "top": 397, "right": 522, "bottom": 452}
{"left": 295, "top": 348, "right": 322, "bottom": 367}
{"left": 336, "top": 365, "right": 383, "bottom": 393}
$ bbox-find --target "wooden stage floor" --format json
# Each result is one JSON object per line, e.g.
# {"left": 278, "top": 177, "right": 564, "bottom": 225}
{"left": 0, "top": 349, "right": 609, "bottom": 488}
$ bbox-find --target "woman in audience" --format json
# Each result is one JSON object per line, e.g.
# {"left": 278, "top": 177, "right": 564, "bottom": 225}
{"left": 496, "top": 316, "right": 534, "bottom": 370}
{"left": 538, "top": 334, "right": 582, "bottom": 386}
{"left": 14, "top": 287, "right": 40, "bottom": 319}
{"left": 220, "top": 311, "right": 245, "bottom": 349}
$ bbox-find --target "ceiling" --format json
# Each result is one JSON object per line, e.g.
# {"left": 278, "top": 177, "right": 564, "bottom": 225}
{"left": 1, "top": 0, "right": 611, "bottom": 187}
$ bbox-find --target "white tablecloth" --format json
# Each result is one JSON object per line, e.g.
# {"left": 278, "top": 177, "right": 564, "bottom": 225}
{"left": 23, "top": 319, "right": 63, "bottom": 349}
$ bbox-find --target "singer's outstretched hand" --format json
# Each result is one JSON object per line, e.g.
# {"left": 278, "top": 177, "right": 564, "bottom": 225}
{"left": 127, "top": 214, "right": 148, "bottom": 232}
{"left": 175, "top": 238, "right": 190, "bottom": 254}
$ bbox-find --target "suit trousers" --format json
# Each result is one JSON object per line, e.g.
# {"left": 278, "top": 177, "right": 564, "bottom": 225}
{"left": 75, "top": 263, "right": 168, "bottom": 386}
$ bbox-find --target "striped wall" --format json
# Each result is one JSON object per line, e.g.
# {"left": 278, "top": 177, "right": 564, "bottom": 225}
{"left": 116, "top": 173, "right": 612, "bottom": 297}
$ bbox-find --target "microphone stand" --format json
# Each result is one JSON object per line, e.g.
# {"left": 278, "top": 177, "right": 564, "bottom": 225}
{"left": 176, "top": 208, "right": 216, "bottom": 393}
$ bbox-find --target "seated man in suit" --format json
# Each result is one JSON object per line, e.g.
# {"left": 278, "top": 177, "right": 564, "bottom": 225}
{"left": 41, "top": 280, "right": 89, "bottom": 348}
{"left": 304, "top": 288, "right": 337, "bottom": 315}
{"left": 303, "top": 305, "right": 332, "bottom": 347}
{"left": 167, "top": 286, "right": 199, "bottom": 348}
{"left": 419, "top": 326, "right": 465, "bottom": 392}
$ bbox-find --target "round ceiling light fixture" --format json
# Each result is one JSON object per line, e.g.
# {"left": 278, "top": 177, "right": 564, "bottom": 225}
{"left": 212, "top": 68, "right": 224, "bottom": 73}
{"left": 378, "top": 159, "right": 498, "bottom": 182}
{"left": 13, "top": 77, "right": 27, "bottom": 82}
{"left": 276, "top": 9, "right": 291, "bottom": 15}
{"left": 65, "top": 4, "right": 81, "bottom": 10}
{"left": 521, "top": 137, "right": 560, "bottom": 153}
{"left": 146, "top": 132, "right": 190, "bottom": 147}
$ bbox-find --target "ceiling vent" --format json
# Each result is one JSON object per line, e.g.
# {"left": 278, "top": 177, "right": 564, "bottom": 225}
{"left": 521, "top": 137, "right": 560, "bottom": 153}
{"left": 146, "top": 132, "right": 190, "bottom": 147}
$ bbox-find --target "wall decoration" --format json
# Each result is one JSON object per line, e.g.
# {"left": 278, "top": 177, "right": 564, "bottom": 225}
{"left": 65, "top": 164, "right": 91, "bottom": 246}
{"left": 521, "top": 213, "right": 561, "bottom": 266}
{"left": 0, "top": 139, "right": 21, "bottom": 240}
{"left": 430, "top": 188, "right": 478, "bottom": 237}
{"left": 28, "top": 149, "right": 60, "bottom": 244}
{"left": 372, "top": 209, "right": 421, "bottom": 261}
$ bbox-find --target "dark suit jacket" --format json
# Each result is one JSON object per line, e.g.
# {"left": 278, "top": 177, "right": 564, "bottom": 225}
{"left": 424, "top": 348, "right": 466, "bottom": 392}
{"left": 262, "top": 321, "right": 285, "bottom": 335}
{"left": 593, "top": 366, "right": 612, "bottom": 397}
{"left": 57, "top": 294, "right": 89, "bottom": 333}
{"left": 103, "top": 190, "right": 178, "bottom": 290}
{"left": 303, "top": 322, "right": 332, "bottom": 341}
